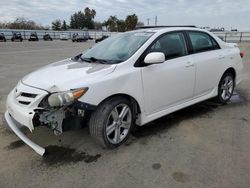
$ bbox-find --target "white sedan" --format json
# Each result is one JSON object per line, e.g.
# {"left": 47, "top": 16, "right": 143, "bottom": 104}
{"left": 5, "top": 26, "right": 244, "bottom": 155}
{"left": 59, "top": 33, "right": 69, "bottom": 40}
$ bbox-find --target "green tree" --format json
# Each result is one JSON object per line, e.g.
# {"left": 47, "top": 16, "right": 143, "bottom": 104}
{"left": 84, "top": 7, "right": 96, "bottom": 29}
{"left": 69, "top": 7, "right": 96, "bottom": 29}
{"left": 51, "top": 19, "right": 62, "bottom": 30}
{"left": 107, "top": 16, "right": 118, "bottom": 32}
{"left": 94, "top": 21, "right": 103, "bottom": 30}
{"left": 61, "top": 20, "right": 67, "bottom": 30}
{"left": 136, "top": 21, "right": 144, "bottom": 28}
{"left": 117, "top": 19, "right": 126, "bottom": 32}
{"left": 125, "top": 14, "right": 138, "bottom": 31}
{"left": 102, "top": 21, "right": 109, "bottom": 31}
{"left": 72, "top": 11, "right": 85, "bottom": 29}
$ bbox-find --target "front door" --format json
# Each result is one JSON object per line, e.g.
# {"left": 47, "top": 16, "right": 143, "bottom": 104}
{"left": 141, "top": 32, "right": 196, "bottom": 115}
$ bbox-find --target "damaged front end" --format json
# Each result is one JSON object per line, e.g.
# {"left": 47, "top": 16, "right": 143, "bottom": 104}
{"left": 5, "top": 82, "right": 92, "bottom": 155}
{"left": 34, "top": 107, "right": 66, "bottom": 135}
{"left": 34, "top": 88, "right": 89, "bottom": 135}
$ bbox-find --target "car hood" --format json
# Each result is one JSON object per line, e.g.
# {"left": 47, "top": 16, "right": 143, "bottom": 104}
{"left": 22, "top": 58, "right": 117, "bottom": 92}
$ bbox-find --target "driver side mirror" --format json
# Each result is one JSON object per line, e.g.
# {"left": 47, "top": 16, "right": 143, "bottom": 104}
{"left": 144, "top": 52, "right": 165, "bottom": 64}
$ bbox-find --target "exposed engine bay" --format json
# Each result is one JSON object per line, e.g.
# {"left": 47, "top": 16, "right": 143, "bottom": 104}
{"left": 33, "top": 95, "right": 92, "bottom": 135}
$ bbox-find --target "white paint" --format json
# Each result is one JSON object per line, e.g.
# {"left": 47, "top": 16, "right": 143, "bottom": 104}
{"left": 144, "top": 52, "right": 165, "bottom": 64}
{"left": 4, "top": 112, "right": 45, "bottom": 156}
{"left": 5, "top": 27, "right": 244, "bottom": 155}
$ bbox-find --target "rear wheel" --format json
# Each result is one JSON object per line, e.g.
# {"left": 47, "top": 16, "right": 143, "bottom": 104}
{"left": 89, "top": 97, "right": 133, "bottom": 148}
{"left": 216, "top": 72, "right": 235, "bottom": 103}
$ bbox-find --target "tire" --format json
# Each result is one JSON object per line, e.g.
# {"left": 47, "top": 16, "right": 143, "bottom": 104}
{"left": 11, "top": 38, "right": 14, "bottom": 42}
{"left": 216, "top": 72, "right": 235, "bottom": 104}
{"left": 89, "top": 97, "right": 134, "bottom": 148}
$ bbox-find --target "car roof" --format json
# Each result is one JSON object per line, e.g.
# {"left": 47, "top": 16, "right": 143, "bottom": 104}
{"left": 135, "top": 26, "right": 207, "bottom": 33}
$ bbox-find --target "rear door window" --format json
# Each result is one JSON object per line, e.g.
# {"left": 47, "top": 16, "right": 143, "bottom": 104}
{"left": 188, "top": 31, "right": 219, "bottom": 53}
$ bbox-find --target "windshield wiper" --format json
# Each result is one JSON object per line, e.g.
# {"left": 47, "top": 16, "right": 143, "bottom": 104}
{"left": 79, "top": 56, "right": 91, "bottom": 62}
{"left": 80, "top": 56, "right": 107, "bottom": 64}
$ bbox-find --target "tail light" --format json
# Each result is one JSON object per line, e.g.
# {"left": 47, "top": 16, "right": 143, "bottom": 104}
{"left": 240, "top": 52, "right": 244, "bottom": 58}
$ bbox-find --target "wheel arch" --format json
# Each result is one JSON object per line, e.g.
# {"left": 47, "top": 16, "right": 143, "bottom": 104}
{"left": 218, "top": 67, "right": 236, "bottom": 87}
{"left": 223, "top": 67, "right": 236, "bottom": 79}
{"left": 98, "top": 93, "right": 142, "bottom": 115}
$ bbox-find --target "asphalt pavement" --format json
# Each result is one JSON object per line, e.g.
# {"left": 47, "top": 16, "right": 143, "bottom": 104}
{"left": 0, "top": 40, "right": 249, "bottom": 188}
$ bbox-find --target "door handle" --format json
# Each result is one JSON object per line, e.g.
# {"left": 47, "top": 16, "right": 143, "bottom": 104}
{"left": 185, "top": 62, "right": 194, "bottom": 68}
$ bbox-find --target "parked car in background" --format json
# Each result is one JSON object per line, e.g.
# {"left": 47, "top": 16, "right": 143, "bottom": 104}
{"left": 231, "top": 29, "right": 238, "bottom": 32}
{"left": 43, "top": 33, "right": 53, "bottom": 41}
{"left": 95, "top": 35, "right": 109, "bottom": 43}
{"left": 11, "top": 32, "right": 23, "bottom": 42}
{"left": 0, "top": 33, "right": 6, "bottom": 42}
{"left": 28, "top": 32, "right": 39, "bottom": 41}
{"left": 72, "top": 33, "right": 88, "bottom": 42}
{"left": 60, "top": 33, "right": 69, "bottom": 40}
{"left": 4, "top": 26, "right": 244, "bottom": 156}
{"left": 72, "top": 33, "right": 79, "bottom": 42}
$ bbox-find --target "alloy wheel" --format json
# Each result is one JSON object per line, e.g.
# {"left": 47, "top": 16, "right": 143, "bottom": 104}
{"left": 106, "top": 104, "right": 132, "bottom": 144}
{"left": 220, "top": 75, "right": 234, "bottom": 101}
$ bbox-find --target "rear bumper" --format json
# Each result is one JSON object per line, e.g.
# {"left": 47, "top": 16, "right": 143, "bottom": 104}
{"left": 4, "top": 111, "right": 45, "bottom": 156}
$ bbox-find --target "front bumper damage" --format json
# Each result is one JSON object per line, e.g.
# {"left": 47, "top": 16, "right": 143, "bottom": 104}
{"left": 4, "top": 112, "right": 45, "bottom": 156}
{"left": 5, "top": 82, "right": 95, "bottom": 156}
{"left": 4, "top": 83, "right": 49, "bottom": 155}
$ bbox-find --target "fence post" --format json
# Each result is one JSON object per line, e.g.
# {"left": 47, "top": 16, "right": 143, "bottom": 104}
{"left": 239, "top": 32, "right": 243, "bottom": 43}
{"left": 225, "top": 33, "right": 227, "bottom": 42}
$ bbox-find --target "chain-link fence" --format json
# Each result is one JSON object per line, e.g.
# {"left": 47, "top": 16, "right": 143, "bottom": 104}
{"left": 1, "top": 29, "right": 250, "bottom": 42}
{"left": 0, "top": 29, "right": 118, "bottom": 40}
{"left": 213, "top": 32, "right": 250, "bottom": 42}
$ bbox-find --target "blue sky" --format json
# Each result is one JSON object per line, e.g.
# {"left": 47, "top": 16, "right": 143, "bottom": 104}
{"left": 0, "top": 0, "right": 249, "bottom": 30}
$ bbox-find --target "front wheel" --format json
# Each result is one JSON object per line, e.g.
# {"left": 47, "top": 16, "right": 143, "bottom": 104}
{"left": 89, "top": 97, "right": 134, "bottom": 148}
{"left": 216, "top": 72, "right": 235, "bottom": 103}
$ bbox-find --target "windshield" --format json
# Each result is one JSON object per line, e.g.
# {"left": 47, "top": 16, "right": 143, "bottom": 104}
{"left": 81, "top": 31, "right": 154, "bottom": 64}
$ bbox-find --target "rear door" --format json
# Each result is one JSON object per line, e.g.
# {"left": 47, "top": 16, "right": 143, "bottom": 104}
{"left": 187, "top": 31, "right": 226, "bottom": 97}
{"left": 141, "top": 32, "right": 196, "bottom": 115}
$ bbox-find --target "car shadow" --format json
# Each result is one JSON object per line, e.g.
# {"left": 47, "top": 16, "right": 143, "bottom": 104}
{"left": 130, "top": 90, "right": 248, "bottom": 139}
{"left": 131, "top": 99, "right": 220, "bottom": 139}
